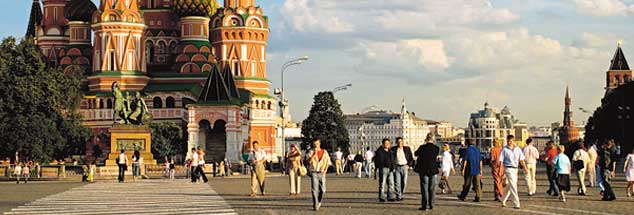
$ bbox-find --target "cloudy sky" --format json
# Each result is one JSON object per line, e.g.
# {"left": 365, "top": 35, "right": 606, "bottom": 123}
{"left": 4, "top": 0, "right": 634, "bottom": 127}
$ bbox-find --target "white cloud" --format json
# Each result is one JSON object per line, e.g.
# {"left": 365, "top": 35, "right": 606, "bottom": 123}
{"left": 359, "top": 39, "right": 452, "bottom": 72}
{"left": 572, "top": 0, "right": 634, "bottom": 16}
{"left": 281, "top": 0, "right": 353, "bottom": 33}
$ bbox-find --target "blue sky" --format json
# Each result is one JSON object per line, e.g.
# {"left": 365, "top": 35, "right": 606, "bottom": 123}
{"left": 4, "top": 0, "right": 634, "bottom": 127}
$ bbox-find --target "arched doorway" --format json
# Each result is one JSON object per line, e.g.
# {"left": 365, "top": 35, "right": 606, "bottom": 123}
{"left": 198, "top": 119, "right": 227, "bottom": 163}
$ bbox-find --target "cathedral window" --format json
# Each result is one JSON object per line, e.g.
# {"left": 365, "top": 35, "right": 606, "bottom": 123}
{"left": 153, "top": 97, "right": 163, "bottom": 108}
{"left": 145, "top": 41, "right": 154, "bottom": 63}
{"left": 166, "top": 97, "right": 175, "bottom": 108}
{"left": 54, "top": 8, "right": 57, "bottom": 22}
{"left": 107, "top": 99, "right": 113, "bottom": 109}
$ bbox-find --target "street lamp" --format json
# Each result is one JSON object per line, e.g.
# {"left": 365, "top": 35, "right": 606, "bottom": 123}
{"left": 332, "top": 83, "right": 352, "bottom": 93}
{"left": 274, "top": 56, "right": 308, "bottom": 170}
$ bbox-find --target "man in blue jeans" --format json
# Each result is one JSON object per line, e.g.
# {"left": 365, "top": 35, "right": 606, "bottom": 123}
{"left": 391, "top": 137, "right": 414, "bottom": 201}
{"left": 415, "top": 133, "right": 440, "bottom": 211}
{"left": 375, "top": 139, "right": 395, "bottom": 202}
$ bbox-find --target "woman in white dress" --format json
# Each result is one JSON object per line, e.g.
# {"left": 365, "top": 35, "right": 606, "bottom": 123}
{"left": 623, "top": 148, "right": 634, "bottom": 197}
{"left": 440, "top": 144, "right": 455, "bottom": 194}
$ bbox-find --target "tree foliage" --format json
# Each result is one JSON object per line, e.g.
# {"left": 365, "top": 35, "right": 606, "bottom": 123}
{"left": 301, "top": 91, "right": 349, "bottom": 152}
{"left": 0, "top": 37, "right": 91, "bottom": 163}
{"left": 150, "top": 121, "right": 184, "bottom": 162}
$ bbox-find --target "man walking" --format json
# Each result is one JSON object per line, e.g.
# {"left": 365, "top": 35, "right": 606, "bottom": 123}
{"left": 334, "top": 148, "right": 344, "bottom": 175}
{"left": 415, "top": 133, "right": 440, "bottom": 211}
{"left": 599, "top": 140, "right": 617, "bottom": 201}
{"left": 375, "top": 139, "right": 396, "bottom": 202}
{"left": 354, "top": 152, "right": 364, "bottom": 178}
{"left": 458, "top": 139, "right": 482, "bottom": 202}
{"left": 523, "top": 138, "right": 539, "bottom": 196}
{"left": 391, "top": 137, "right": 414, "bottom": 201}
{"left": 190, "top": 148, "right": 199, "bottom": 183}
{"left": 543, "top": 141, "right": 560, "bottom": 197}
{"left": 587, "top": 143, "right": 598, "bottom": 187}
{"left": 308, "top": 138, "right": 332, "bottom": 211}
{"left": 572, "top": 141, "right": 590, "bottom": 195}
{"left": 499, "top": 135, "right": 527, "bottom": 209}
{"left": 364, "top": 147, "right": 374, "bottom": 178}
{"left": 117, "top": 149, "right": 128, "bottom": 183}
{"left": 250, "top": 141, "right": 269, "bottom": 197}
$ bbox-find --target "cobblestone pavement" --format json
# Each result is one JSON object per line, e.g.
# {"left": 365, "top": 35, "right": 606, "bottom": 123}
{"left": 209, "top": 165, "right": 634, "bottom": 215}
{"left": 2, "top": 180, "right": 235, "bottom": 215}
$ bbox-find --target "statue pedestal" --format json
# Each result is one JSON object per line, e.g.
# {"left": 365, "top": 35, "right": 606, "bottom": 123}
{"left": 105, "top": 126, "right": 156, "bottom": 166}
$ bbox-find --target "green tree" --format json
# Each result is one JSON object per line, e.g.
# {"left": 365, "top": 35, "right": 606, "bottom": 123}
{"left": 150, "top": 121, "right": 183, "bottom": 162}
{"left": 301, "top": 91, "right": 350, "bottom": 152}
{"left": 0, "top": 37, "right": 91, "bottom": 163}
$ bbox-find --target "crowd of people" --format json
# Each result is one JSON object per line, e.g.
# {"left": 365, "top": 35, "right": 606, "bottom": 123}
{"left": 243, "top": 132, "right": 633, "bottom": 212}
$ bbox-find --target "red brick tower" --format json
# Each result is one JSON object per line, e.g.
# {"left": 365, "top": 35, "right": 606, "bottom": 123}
{"left": 559, "top": 86, "right": 580, "bottom": 144}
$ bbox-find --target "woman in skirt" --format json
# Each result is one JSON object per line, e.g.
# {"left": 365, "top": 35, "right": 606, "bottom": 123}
{"left": 553, "top": 145, "right": 571, "bottom": 202}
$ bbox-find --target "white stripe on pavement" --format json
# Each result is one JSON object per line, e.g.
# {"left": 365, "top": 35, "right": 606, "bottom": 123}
{"left": 3, "top": 180, "right": 236, "bottom": 215}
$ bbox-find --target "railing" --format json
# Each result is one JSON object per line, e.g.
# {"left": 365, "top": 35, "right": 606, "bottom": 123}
{"left": 80, "top": 108, "right": 187, "bottom": 121}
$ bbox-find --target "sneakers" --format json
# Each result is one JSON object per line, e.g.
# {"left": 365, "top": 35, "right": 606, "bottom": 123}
{"left": 501, "top": 202, "right": 507, "bottom": 207}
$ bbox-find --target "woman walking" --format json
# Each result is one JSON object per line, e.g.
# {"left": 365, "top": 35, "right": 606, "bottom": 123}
{"left": 440, "top": 144, "right": 455, "bottom": 194}
{"left": 287, "top": 144, "right": 302, "bottom": 195}
{"left": 553, "top": 145, "right": 571, "bottom": 202}
{"left": 308, "top": 138, "right": 331, "bottom": 211}
{"left": 624, "top": 148, "right": 634, "bottom": 197}
{"left": 132, "top": 150, "right": 141, "bottom": 182}
{"left": 489, "top": 139, "right": 505, "bottom": 201}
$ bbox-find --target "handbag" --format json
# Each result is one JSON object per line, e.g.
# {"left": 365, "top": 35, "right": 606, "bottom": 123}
{"left": 573, "top": 160, "right": 585, "bottom": 170}
{"left": 299, "top": 161, "right": 308, "bottom": 176}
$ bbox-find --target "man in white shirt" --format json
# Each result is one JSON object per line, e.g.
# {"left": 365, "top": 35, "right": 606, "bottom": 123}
{"left": 391, "top": 137, "right": 414, "bottom": 201}
{"left": 499, "top": 135, "right": 527, "bottom": 209}
{"left": 334, "top": 148, "right": 344, "bottom": 175}
{"left": 190, "top": 147, "right": 199, "bottom": 183}
{"left": 249, "top": 141, "right": 269, "bottom": 197}
{"left": 522, "top": 138, "right": 539, "bottom": 196}
{"left": 572, "top": 142, "right": 590, "bottom": 195}
{"left": 364, "top": 147, "right": 374, "bottom": 178}
{"left": 117, "top": 149, "right": 128, "bottom": 183}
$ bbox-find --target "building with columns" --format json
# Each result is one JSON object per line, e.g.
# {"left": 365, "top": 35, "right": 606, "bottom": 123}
{"left": 465, "top": 102, "right": 529, "bottom": 152}
{"left": 344, "top": 100, "right": 430, "bottom": 154}
{"left": 26, "top": 0, "right": 276, "bottom": 164}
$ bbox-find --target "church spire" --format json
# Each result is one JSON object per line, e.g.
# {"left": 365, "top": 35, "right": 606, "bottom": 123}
{"left": 25, "top": 0, "right": 42, "bottom": 38}
{"left": 563, "top": 85, "right": 573, "bottom": 127}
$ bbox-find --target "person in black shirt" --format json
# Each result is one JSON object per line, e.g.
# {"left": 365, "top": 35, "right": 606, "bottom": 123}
{"left": 599, "top": 140, "right": 617, "bottom": 201}
{"left": 375, "top": 138, "right": 396, "bottom": 202}
{"left": 414, "top": 133, "right": 440, "bottom": 211}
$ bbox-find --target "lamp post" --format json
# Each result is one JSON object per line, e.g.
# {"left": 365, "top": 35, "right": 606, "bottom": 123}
{"left": 275, "top": 56, "right": 308, "bottom": 170}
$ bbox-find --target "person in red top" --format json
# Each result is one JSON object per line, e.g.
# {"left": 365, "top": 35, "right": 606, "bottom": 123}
{"left": 490, "top": 139, "right": 505, "bottom": 201}
{"left": 543, "top": 141, "right": 560, "bottom": 196}
{"left": 308, "top": 138, "right": 332, "bottom": 211}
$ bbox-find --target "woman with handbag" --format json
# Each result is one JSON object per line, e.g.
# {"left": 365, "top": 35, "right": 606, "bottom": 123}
{"left": 287, "top": 144, "right": 303, "bottom": 195}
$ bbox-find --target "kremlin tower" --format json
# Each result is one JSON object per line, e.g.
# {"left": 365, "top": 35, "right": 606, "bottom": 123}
{"left": 559, "top": 86, "right": 580, "bottom": 144}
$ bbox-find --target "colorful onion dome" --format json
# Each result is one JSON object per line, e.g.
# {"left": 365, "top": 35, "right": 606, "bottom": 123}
{"left": 173, "top": 0, "right": 219, "bottom": 17}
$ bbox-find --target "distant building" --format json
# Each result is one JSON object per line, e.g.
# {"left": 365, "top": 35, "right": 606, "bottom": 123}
{"left": 428, "top": 121, "right": 455, "bottom": 139}
{"left": 465, "top": 102, "right": 529, "bottom": 152}
{"left": 345, "top": 100, "right": 430, "bottom": 154}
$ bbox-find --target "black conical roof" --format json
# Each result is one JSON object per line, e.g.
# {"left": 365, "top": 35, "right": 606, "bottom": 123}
{"left": 222, "top": 63, "right": 240, "bottom": 98}
{"left": 199, "top": 64, "right": 232, "bottom": 102}
{"left": 610, "top": 45, "right": 630, "bottom": 70}
{"left": 26, "top": 0, "right": 42, "bottom": 37}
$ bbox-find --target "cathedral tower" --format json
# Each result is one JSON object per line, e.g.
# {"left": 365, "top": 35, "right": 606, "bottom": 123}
{"left": 606, "top": 43, "right": 632, "bottom": 91}
{"left": 210, "top": 0, "right": 269, "bottom": 95}
{"left": 90, "top": 0, "right": 148, "bottom": 92}
{"left": 38, "top": 0, "right": 70, "bottom": 66}
{"left": 172, "top": 0, "right": 218, "bottom": 74}
{"left": 59, "top": 0, "right": 97, "bottom": 73}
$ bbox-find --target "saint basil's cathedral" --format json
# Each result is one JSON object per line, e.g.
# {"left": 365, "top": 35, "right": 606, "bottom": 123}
{"left": 26, "top": 0, "right": 277, "bottom": 163}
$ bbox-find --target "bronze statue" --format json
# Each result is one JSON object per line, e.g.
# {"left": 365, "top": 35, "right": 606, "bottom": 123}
{"left": 111, "top": 81, "right": 152, "bottom": 125}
